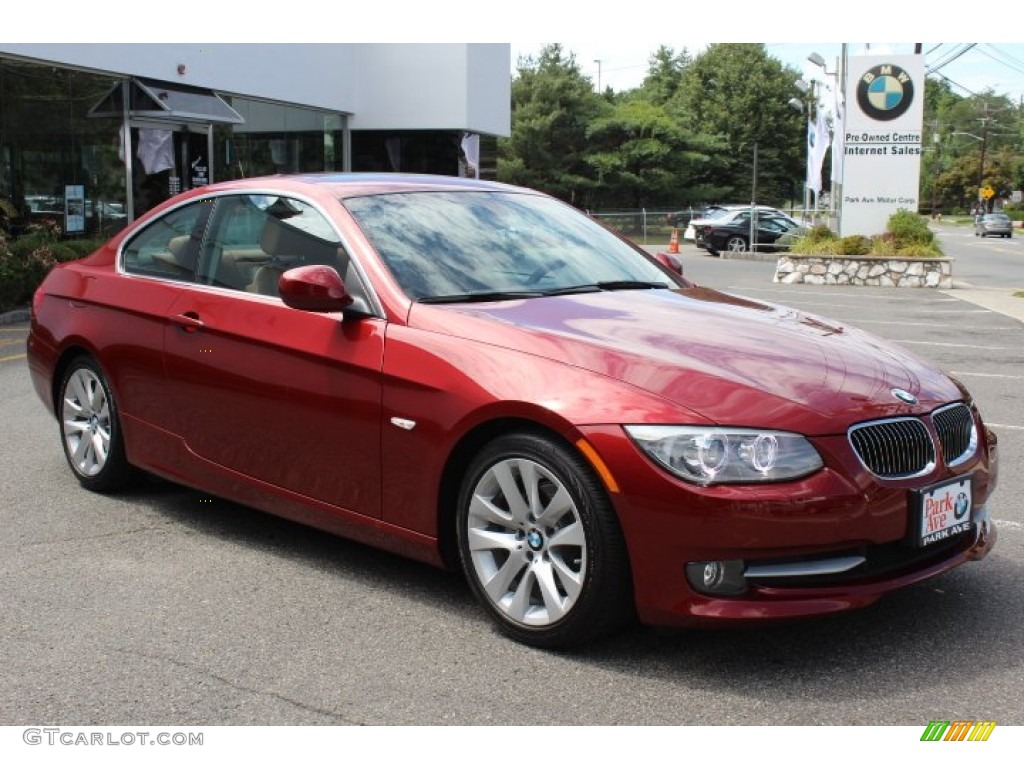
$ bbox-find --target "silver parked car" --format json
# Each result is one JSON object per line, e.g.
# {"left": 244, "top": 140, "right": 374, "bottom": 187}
{"left": 975, "top": 212, "right": 1013, "bottom": 238}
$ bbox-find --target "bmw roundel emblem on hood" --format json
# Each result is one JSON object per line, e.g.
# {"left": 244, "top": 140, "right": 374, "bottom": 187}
{"left": 857, "top": 63, "right": 915, "bottom": 121}
{"left": 891, "top": 388, "right": 919, "bottom": 405}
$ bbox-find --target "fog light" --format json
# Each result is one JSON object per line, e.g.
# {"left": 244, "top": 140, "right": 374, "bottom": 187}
{"left": 685, "top": 559, "right": 747, "bottom": 596}
{"left": 703, "top": 561, "right": 723, "bottom": 588}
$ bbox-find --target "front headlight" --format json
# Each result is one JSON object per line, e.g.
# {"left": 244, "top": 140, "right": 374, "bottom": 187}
{"left": 624, "top": 425, "right": 823, "bottom": 485}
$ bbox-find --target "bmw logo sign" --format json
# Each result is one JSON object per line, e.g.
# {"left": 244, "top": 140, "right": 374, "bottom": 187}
{"left": 891, "top": 388, "right": 919, "bottom": 405}
{"left": 954, "top": 491, "right": 970, "bottom": 520}
{"left": 857, "top": 63, "right": 915, "bottom": 121}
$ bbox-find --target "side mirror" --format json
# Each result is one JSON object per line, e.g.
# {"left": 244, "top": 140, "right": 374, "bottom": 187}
{"left": 652, "top": 251, "right": 695, "bottom": 286}
{"left": 652, "top": 251, "right": 683, "bottom": 275}
{"left": 278, "top": 265, "right": 354, "bottom": 313}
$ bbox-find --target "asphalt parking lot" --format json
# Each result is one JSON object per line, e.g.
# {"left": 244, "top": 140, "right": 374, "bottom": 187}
{"left": 1, "top": 227, "right": 1022, "bottom": 727}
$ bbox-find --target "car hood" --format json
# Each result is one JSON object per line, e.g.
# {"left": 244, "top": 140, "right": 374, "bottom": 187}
{"left": 407, "top": 287, "right": 961, "bottom": 434}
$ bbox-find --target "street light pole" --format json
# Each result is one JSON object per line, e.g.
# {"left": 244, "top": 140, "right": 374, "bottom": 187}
{"left": 593, "top": 60, "right": 602, "bottom": 93}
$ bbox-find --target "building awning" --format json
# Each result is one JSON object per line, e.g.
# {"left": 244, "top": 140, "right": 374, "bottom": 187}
{"left": 89, "top": 78, "right": 244, "bottom": 125}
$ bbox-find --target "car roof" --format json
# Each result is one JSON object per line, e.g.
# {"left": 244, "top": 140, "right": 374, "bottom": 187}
{"left": 189, "top": 172, "right": 530, "bottom": 201}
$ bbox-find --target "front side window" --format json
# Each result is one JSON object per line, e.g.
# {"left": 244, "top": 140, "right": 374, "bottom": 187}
{"left": 121, "top": 200, "right": 212, "bottom": 280}
{"left": 343, "top": 191, "right": 671, "bottom": 300}
{"left": 198, "top": 194, "right": 354, "bottom": 298}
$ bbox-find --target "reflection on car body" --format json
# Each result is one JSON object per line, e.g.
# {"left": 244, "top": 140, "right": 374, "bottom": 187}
{"left": 26, "top": 174, "right": 998, "bottom": 649}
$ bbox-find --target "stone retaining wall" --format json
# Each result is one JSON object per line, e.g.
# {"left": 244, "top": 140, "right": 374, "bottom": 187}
{"left": 774, "top": 255, "right": 953, "bottom": 288}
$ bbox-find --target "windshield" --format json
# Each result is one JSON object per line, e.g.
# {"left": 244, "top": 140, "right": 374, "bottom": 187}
{"left": 343, "top": 191, "right": 673, "bottom": 301}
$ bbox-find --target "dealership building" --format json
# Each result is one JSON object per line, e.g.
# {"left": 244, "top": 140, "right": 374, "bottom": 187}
{"left": 0, "top": 44, "right": 511, "bottom": 235}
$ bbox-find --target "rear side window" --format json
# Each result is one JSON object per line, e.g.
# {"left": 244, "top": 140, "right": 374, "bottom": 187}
{"left": 122, "top": 200, "right": 213, "bottom": 281}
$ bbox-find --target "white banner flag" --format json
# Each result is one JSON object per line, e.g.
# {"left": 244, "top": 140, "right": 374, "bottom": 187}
{"left": 806, "top": 107, "right": 829, "bottom": 198}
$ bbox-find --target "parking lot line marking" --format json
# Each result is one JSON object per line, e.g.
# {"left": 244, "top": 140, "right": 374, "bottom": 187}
{"left": 950, "top": 371, "right": 1024, "bottom": 380}
{"left": 986, "top": 423, "right": 1024, "bottom": 431}
{"left": 0, "top": 353, "right": 26, "bottom": 362}
{"left": 843, "top": 320, "right": 1020, "bottom": 330}
{"left": 888, "top": 339, "right": 1020, "bottom": 351}
{"left": 913, "top": 309, "right": 996, "bottom": 314}
{"left": 729, "top": 299, "right": 994, "bottom": 314}
{"left": 731, "top": 287, "right": 962, "bottom": 302}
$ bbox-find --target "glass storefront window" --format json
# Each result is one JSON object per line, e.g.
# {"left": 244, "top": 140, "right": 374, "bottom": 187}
{"left": 214, "top": 97, "right": 347, "bottom": 182}
{"left": 0, "top": 59, "right": 127, "bottom": 239}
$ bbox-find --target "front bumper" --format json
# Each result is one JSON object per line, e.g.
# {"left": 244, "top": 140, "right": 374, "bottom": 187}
{"left": 579, "top": 425, "right": 998, "bottom": 628}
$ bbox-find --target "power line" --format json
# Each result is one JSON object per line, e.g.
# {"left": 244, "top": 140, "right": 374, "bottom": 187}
{"left": 926, "top": 43, "right": 977, "bottom": 75}
{"left": 935, "top": 74, "right": 979, "bottom": 98}
{"left": 977, "top": 44, "right": 1024, "bottom": 79}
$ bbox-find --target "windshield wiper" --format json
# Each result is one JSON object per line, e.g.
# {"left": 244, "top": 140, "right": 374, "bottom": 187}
{"left": 541, "top": 281, "right": 669, "bottom": 296}
{"left": 539, "top": 284, "right": 603, "bottom": 296}
{"left": 594, "top": 280, "right": 669, "bottom": 291}
{"left": 418, "top": 291, "right": 546, "bottom": 304}
{"left": 418, "top": 281, "right": 669, "bottom": 304}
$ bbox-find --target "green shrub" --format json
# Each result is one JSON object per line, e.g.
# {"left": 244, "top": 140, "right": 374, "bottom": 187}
{"left": 886, "top": 209, "right": 934, "bottom": 247}
{"left": 0, "top": 232, "right": 99, "bottom": 313}
{"left": 785, "top": 210, "right": 943, "bottom": 258}
{"left": 896, "top": 242, "right": 944, "bottom": 258}
{"left": 63, "top": 238, "right": 105, "bottom": 257}
{"left": 837, "top": 235, "right": 871, "bottom": 255}
{"left": 805, "top": 224, "right": 838, "bottom": 244}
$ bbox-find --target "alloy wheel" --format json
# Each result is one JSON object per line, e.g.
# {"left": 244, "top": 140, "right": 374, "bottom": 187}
{"left": 62, "top": 367, "right": 112, "bottom": 477}
{"left": 726, "top": 236, "right": 747, "bottom": 252}
{"left": 464, "top": 457, "right": 587, "bottom": 627}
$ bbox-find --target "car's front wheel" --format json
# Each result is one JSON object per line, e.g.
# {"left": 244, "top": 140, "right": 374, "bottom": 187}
{"left": 58, "top": 355, "right": 136, "bottom": 492}
{"left": 456, "top": 432, "right": 633, "bottom": 648}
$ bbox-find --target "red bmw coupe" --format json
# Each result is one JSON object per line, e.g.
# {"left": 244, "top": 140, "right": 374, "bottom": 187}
{"left": 27, "top": 174, "right": 997, "bottom": 648}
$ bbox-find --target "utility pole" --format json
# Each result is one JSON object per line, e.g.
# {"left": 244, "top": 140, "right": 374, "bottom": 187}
{"left": 978, "top": 106, "right": 991, "bottom": 211}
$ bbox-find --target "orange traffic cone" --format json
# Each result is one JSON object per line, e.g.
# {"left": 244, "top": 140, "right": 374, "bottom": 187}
{"left": 669, "top": 228, "right": 680, "bottom": 254}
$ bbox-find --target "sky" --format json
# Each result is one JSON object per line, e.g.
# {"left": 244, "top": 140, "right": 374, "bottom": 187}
{"left": 8, "top": 2, "right": 1024, "bottom": 102}
{"left": 511, "top": 42, "right": 1024, "bottom": 102}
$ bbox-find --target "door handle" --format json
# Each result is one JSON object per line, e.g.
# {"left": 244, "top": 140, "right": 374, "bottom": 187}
{"left": 171, "top": 311, "right": 205, "bottom": 333}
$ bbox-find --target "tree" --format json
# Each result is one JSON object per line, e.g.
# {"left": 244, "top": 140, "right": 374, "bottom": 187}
{"left": 583, "top": 99, "right": 726, "bottom": 208}
{"left": 925, "top": 87, "right": 1022, "bottom": 212}
{"left": 668, "top": 44, "right": 805, "bottom": 205}
{"left": 497, "top": 44, "right": 608, "bottom": 206}
{"left": 639, "top": 46, "right": 691, "bottom": 106}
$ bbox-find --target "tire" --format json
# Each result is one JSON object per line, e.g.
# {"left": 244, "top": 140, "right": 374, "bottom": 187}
{"left": 58, "top": 355, "right": 136, "bottom": 492}
{"left": 456, "top": 432, "right": 633, "bottom": 648}
{"left": 725, "top": 235, "right": 748, "bottom": 253}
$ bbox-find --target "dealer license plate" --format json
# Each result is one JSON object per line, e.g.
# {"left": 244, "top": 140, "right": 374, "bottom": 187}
{"left": 914, "top": 475, "right": 972, "bottom": 547}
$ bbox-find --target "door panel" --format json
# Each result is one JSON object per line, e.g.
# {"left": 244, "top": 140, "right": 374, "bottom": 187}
{"left": 163, "top": 291, "right": 385, "bottom": 517}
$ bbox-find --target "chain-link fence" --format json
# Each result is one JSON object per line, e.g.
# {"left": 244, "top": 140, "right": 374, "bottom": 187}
{"left": 588, "top": 206, "right": 820, "bottom": 245}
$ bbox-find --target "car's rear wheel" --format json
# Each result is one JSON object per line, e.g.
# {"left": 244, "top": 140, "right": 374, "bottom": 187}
{"left": 725, "top": 235, "right": 748, "bottom": 253}
{"left": 456, "top": 432, "right": 633, "bottom": 648}
{"left": 59, "top": 356, "right": 136, "bottom": 492}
